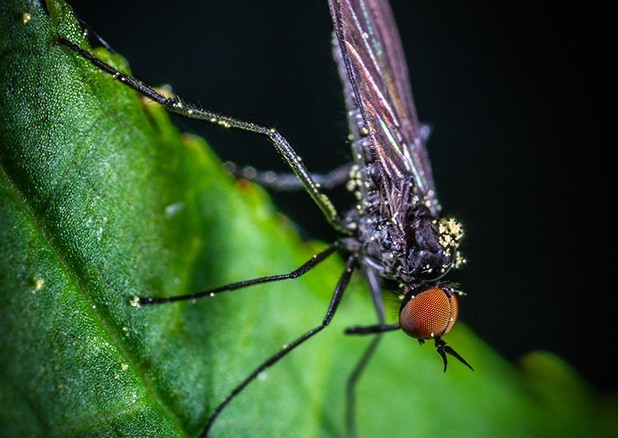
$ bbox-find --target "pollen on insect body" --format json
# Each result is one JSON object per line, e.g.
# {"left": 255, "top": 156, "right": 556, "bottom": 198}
{"left": 22, "top": 12, "right": 31, "bottom": 24}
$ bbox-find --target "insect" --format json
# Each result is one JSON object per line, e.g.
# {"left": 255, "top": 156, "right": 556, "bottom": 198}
{"left": 58, "top": 0, "right": 473, "bottom": 435}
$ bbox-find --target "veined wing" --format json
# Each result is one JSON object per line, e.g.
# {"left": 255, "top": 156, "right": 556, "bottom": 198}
{"left": 328, "top": 0, "right": 435, "bottom": 197}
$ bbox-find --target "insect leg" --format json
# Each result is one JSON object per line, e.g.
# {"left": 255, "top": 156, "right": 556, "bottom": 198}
{"left": 344, "top": 324, "right": 400, "bottom": 335}
{"left": 345, "top": 336, "right": 382, "bottom": 438}
{"left": 345, "top": 268, "right": 386, "bottom": 437}
{"left": 201, "top": 253, "right": 357, "bottom": 437}
{"left": 226, "top": 162, "right": 353, "bottom": 192}
{"left": 56, "top": 36, "right": 352, "bottom": 236}
{"left": 134, "top": 245, "right": 337, "bottom": 305}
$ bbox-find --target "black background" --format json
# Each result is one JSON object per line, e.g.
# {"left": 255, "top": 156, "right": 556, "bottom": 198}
{"left": 68, "top": 1, "right": 613, "bottom": 393}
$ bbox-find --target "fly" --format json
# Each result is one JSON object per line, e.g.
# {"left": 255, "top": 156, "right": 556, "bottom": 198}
{"left": 58, "top": 0, "right": 473, "bottom": 436}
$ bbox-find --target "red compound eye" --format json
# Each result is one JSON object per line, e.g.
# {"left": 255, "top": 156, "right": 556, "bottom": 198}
{"left": 399, "top": 287, "right": 459, "bottom": 339}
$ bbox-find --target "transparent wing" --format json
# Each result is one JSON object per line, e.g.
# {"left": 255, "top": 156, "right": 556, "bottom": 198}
{"left": 329, "top": 0, "right": 435, "bottom": 196}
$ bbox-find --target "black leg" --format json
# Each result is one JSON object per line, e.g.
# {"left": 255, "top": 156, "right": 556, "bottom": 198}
{"left": 134, "top": 245, "right": 338, "bottom": 305}
{"left": 226, "top": 162, "right": 353, "bottom": 192}
{"left": 56, "top": 36, "right": 351, "bottom": 236}
{"left": 344, "top": 267, "right": 386, "bottom": 437}
{"left": 201, "top": 254, "right": 357, "bottom": 437}
{"left": 345, "top": 324, "right": 400, "bottom": 335}
{"left": 345, "top": 334, "right": 382, "bottom": 438}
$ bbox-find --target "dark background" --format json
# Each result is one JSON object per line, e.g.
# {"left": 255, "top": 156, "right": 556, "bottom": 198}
{"left": 68, "top": 1, "right": 612, "bottom": 393}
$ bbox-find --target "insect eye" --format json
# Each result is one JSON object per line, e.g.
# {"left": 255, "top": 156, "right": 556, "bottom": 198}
{"left": 399, "top": 287, "right": 459, "bottom": 339}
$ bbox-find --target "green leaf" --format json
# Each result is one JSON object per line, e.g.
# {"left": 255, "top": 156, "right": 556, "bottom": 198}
{"left": 1, "top": 0, "right": 616, "bottom": 437}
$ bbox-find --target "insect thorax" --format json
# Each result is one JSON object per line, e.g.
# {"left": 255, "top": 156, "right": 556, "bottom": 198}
{"left": 349, "top": 171, "right": 464, "bottom": 284}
